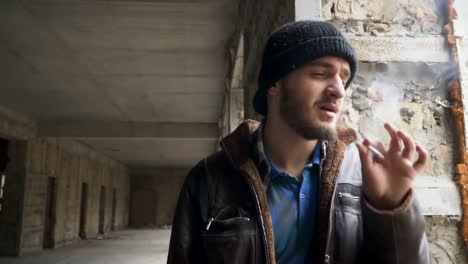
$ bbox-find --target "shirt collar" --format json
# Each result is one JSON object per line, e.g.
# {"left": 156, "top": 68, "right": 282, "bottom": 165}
{"left": 266, "top": 141, "right": 322, "bottom": 180}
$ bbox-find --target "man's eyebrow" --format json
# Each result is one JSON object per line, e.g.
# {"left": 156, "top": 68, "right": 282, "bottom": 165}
{"left": 307, "top": 61, "right": 351, "bottom": 78}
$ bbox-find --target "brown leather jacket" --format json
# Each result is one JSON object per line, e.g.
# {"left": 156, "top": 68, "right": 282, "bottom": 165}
{"left": 167, "top": 120, "right": 431, "bottom": 264}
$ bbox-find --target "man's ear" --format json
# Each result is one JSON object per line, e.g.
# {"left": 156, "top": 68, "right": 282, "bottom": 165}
{"left": 268, "top": 81, "right": 281, "bottom": 96}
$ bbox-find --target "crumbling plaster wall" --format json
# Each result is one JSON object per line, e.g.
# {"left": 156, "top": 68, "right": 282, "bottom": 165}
{"left": 324, "top": 0, "right": 467, "bottom": 262}
{"left": 323, "top": 0, "right": 444, "bottom": 36}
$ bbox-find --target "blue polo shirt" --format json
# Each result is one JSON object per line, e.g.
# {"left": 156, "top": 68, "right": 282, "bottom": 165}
{"left": 266, "top": 144, "right": 321, "bottom": 264}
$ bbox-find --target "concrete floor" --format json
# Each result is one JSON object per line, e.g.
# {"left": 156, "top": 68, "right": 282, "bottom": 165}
{"left": 0, "top": 229, "right": 171, "bottom": 264}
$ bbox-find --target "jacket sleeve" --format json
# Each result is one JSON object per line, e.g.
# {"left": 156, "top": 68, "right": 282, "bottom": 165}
{"left": 167, "top": 161, "right": 208, "bottom": 264}
{"left": 359, "top": 189, "right": 431, "bottom": 264}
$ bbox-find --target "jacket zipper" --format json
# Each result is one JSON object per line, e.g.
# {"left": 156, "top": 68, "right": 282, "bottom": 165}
{"left": 244, "top": 171, "right": 271, "bottom": 264}
{"left": 338, "top": 192, "right": 360, "bottom": 201}
{"left": 322, "top": 141, "right": 337, "bottom": 264}
{"left": 324, "top": 180, "right": 338, "bottom": 264}
{"left": 206, "top": 217, "right": 251, "bottom": 231}
{"left": 206, "top": 217, "right": 214, "bottom": 230}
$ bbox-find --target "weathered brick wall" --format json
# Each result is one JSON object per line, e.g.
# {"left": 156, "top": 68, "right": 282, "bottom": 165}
{"left": 21, "top": 138, "right": 130, "bottom": 251}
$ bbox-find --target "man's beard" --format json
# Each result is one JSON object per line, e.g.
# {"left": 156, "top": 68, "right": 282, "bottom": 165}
{"left": 279, "top": 85, "right": 338, "bottom": 141}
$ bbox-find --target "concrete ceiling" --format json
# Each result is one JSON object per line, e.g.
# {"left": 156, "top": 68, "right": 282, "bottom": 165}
{"left": 0, "top": 0, "right": 237, "bottom": 168}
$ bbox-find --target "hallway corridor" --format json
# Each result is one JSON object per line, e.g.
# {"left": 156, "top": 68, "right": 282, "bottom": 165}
{"left": 0, "top": 229, "right": 171, "bottom": 264}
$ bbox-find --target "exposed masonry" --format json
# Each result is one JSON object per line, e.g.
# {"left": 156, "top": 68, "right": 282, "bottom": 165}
{"left": 323, "top": 0, "right": 467, "bottom": 262}
{"left": 426, "top": 216, "right": 467, "bottom": 263}
{"left": 322, "top": 0, "right": 444, "bottom": 36}
{"left": 342, "top": 62, "right": 455, "bottom": 179}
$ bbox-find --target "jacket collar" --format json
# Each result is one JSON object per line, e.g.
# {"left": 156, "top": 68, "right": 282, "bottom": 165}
{"left": 219, "top": 119, "right": 357, "bottom": 264}
{"left": 219, "top": 119, "right": 357, "bottom": 172}
{"left": 219, "top": 119, "right": 260, "bottom": 168}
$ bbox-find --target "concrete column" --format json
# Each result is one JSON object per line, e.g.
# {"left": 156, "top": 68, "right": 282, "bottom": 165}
{"left": 295, "top": 0, "right": 322, "bottom": 21}
{"left": 229, "top": 34, "right": 245, "bottom": 132}
{"left": 240, "top": 0, "right": 295, "bottom": 120}
{"left": 221, "top": 33, "right": 245, "bottom": 137}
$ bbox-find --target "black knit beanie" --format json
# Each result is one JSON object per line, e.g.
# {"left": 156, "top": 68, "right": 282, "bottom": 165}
{"left": 253, "top": 20, "right": 357, "bottom": 116}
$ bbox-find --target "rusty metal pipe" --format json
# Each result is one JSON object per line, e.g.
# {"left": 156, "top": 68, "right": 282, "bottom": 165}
{"left": 445, "top": 0, "right": 468, "bottom": 246}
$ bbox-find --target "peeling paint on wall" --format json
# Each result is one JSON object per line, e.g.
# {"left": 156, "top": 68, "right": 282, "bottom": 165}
{"left": 426, "top": 216, "right": 468, "bottom": 263}
{"left": 323, "top": 0, "right": 443, "bottom": 36}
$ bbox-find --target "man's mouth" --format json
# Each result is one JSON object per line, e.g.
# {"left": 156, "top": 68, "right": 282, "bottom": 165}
{"left": 318, "top": 103, "right": 339, "bottom": 115}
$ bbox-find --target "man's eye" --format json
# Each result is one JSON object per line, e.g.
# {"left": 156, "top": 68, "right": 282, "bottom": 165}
{"left": 311, "top": 72, "right": 326, "bottom": 77}
{"left": 341, "top": 78, "right": 349, "bottom": 86}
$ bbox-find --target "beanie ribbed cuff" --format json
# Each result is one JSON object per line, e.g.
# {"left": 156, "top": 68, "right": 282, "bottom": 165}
{"left": 259, "top": 36, "right": 356, "bottom": 92}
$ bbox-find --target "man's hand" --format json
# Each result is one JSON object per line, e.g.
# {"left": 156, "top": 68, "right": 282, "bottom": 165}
{"left": 355, "top": 123, "right": 428, "bottom": 210}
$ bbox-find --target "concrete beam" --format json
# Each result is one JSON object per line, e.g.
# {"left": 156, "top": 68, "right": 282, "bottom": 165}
{"left": 0, "top": 105, "right": 36, "bottom": 140}
{"left": 38, "top": 121, "right": 218, "bottom": 139}
{"left": 348, "top": 36, "right": 450, "bottom": 63}
{"left": 44, "top": 138, "right": 128, "bottom": 171}
{"left": 414, "top": 176, "right": 461, "bottom": 216}
{"left": 295, "top": 0, "right": 322, "bottom": 20}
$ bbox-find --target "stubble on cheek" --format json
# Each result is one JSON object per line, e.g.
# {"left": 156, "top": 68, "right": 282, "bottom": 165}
{"left": 279, "top": 89, "right": 337, "bottom": 140}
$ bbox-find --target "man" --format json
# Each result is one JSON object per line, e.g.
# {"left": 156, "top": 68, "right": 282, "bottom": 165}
{"left": 167, "top": 20, "right": 430, "bottom": 264}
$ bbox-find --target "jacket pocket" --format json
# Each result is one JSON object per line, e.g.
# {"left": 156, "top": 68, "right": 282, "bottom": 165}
{"left": 333, "top": 183, "right": 363, "bottom": 264}
{"left": 202, "top": 206, "right": 258, "bottom": 264}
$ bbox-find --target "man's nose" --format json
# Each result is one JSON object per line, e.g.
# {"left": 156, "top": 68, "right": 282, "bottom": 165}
{"left": 325, "top": 74, "right": 346, "bottom": 99}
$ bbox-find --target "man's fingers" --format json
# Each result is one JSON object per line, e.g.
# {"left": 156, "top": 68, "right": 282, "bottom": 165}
{"left": 398, "top": 130, "right": 415, "bottom": 159}
{"left": 372, "top": 141, "right": 387, "bottom": 156}
{"left": 384, "top": 123, "right": 402, "bottom": 152}
{"left": 362, "top": 138, "right": 385, "bottom": 161}
{"left": 356, "top": 141, "right": 370, "bottom": 160}
{"left": 413, "top": 145, "right": 428, "bottom": 172}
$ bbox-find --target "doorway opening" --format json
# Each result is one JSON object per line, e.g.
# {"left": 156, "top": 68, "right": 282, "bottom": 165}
{"left": 43, "top": 177, "right": 56, "bottom": 248}
{"left": 98, "top": 186, "right": 106, "bottom": 234}
{"left": 111, "top": 188, "right": 117, "bottom": 231}
{"left": 79, "top": 183, "right": 88, "bottom": 239}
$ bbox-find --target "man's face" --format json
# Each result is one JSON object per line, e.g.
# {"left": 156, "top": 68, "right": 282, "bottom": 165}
{"left": 278, "top": 56, "right": 350, "bottom": 140}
